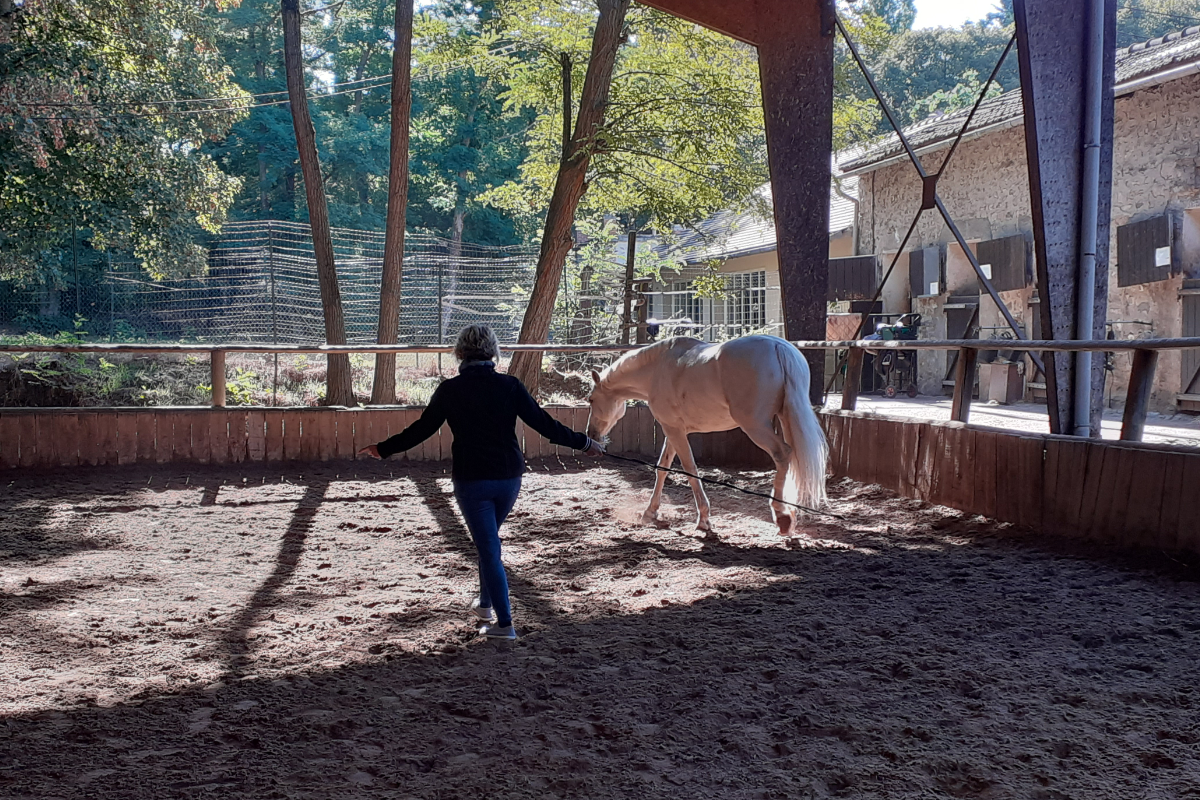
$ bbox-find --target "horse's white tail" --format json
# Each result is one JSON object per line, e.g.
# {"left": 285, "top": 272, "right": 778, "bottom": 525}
{"left": 776, "top": 343, "right": 829, "bottom": 514}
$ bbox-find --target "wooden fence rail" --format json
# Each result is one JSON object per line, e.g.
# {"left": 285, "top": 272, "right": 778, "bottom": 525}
{"left": 822, "top": 410, "right": 1200, "bottom": 555}
{"left": 5, "top": 337, "right": 1199, "bottom": 441}
{"left": 0, "top": 405, "right": 641, "bottom": 469}
{"left": 3, "top": 403, "right": 1197, "bottom": 557}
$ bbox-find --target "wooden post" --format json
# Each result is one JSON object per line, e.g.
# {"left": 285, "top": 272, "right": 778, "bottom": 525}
{"left": 621, "top": 229, "right": 638, "bottom": 345}
{"left": 950, "top": 347, "right": 978, "bottom": 423}
{"left": 1120, "top": 348, "right": 1158, "bottom": 441}
{"left": 211, "top": 350, "right": 227, "bottom": 408}
{"left": 841, "top": 347, "right": 864, "bottom": 411}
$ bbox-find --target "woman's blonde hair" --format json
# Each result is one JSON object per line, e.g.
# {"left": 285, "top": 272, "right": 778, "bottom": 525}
{"left": 454, "top": 324, "right": 500, "bottom": 362}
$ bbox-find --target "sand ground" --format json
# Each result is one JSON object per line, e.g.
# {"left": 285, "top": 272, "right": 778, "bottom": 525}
{"left": 2, "top": 458, "right": 1199, "bottom": 798}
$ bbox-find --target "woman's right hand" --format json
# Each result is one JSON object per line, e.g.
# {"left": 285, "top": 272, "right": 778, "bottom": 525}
{"left": 358, "top": 445, "right": 382, "bottom": 460}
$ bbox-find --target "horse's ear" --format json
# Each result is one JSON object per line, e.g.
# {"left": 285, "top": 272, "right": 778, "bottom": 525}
{"left": 590, "top": 369, "right": 602, "bottom": 386}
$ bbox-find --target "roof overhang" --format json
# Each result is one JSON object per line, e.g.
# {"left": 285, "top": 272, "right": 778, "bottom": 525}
{"left": 840, "top": 61, "right": 1200, "bottom": 177}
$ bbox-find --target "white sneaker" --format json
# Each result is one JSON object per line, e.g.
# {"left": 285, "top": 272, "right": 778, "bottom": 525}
{"left": 470, "top": 597, "right": 497, "bottom": 623}
{"left": 479, "top": 623, "right": 517, "bottom": 640}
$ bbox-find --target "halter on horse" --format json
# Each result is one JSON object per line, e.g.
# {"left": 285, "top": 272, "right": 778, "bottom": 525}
{"left": 586, "top": 335, "right": 828, "bottom": 536}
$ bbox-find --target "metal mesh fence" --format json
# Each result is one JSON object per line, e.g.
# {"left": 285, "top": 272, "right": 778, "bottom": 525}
{"left": 0, "top": 220, "right": 625, "bottom": 346}
{"left": 0, "top": 219, "right": 784, "bottom": 350}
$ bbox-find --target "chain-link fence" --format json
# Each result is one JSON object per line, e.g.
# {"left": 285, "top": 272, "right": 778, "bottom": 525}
{"left": 0, "top": 219, "right": 650, "bottom": 347}
{"left": 1, "top": 221, "right": 537, "bottom": 344}
{"left": 0, "top": 219, "right": 791, "bottom": 355}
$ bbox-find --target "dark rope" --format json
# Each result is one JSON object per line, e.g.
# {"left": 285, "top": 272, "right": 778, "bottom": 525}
{"left": 602, "top": 451, "right": 846, "bottom": 521}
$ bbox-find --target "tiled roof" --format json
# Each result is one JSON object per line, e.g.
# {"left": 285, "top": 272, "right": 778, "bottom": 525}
{"left": 840, "top": 25, "right": 1200, "bottom": 174}
{"left": 668, "top": 171, "right": 859, "bottom": 264}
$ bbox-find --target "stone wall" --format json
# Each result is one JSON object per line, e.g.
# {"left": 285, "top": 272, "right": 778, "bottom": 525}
{"left": 856, "top": 72, "right": 1200, "bottom": 412}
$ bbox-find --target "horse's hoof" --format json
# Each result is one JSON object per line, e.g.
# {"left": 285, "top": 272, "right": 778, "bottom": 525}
{"left": 641, "top": 511, "right": 658, "bottom": 526}
{"left": 776, "top": 514, "right": 794, "bottom": 537}
{"left": 695, "top": 519, "right": 712, "bottom": 533}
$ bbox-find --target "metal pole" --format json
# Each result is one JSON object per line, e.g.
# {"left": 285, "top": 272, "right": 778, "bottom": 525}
{"left": 269, "top": 222, "right": 278, "bottom": 406}
{"left": 621, "top": 230, "right": 637, "bottom": 345}
{"left": 107, "top": 251, "right": 113, "bottom": 340}
{"left": 437, "top": 258, "right": 445, "bottom": 374}
{"left": 437, "top": 258, "right": 444, "bottom": 344}
{"left": 1074, "top": 0, "right": 1106, "bottom": 437}
{"left": 72, "top": 220, "right": 80, "bottom": 319}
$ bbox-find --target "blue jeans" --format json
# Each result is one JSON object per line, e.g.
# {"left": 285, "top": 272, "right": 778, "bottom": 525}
{"left": 453, "top": 477, "right": 522, "bottom": 627}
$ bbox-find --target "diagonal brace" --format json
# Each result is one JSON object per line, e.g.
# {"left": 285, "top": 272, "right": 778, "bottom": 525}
{"left": 835, "top": 17, "right": 1043, "bottom": 375}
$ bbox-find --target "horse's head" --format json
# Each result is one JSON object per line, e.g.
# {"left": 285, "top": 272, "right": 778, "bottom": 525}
{"left": 586, "top": 369, "right": 626, "bottom": 441}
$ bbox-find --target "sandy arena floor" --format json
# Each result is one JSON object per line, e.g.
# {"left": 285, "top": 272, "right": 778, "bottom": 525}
{"left": 2, "top": 458, "right": 1199, "bottom": 799}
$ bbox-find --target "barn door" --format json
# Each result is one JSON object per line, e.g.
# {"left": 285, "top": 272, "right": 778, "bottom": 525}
{"left": 1183, "top": 287, "right": 1200, "bottom": 398}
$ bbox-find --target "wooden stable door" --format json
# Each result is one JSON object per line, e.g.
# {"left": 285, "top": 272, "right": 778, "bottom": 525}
{"left": 1183, "top": 290, "right": 1200, "bottom": 402}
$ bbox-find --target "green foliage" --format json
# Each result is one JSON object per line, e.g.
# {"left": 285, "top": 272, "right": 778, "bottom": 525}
{"left": 474, "top": 2, "right": 769, "bottom": 234}
{"left": 853, "top": 22, "right": 1019, "bottom": 131}
{"left": 847, "top": 0, "right": 916, "bottom": 33}
{"left": 0, "top": 0, "right": 246, "bottom": 281}
{"left": 407, "top": 2, "right": 536, "bottom": 244}
{"left": 689, "top": 262, "right": 732, "bottom": 300}
{"left": 1115, "top": 0, "right": 1200, "bottom": 48}
{"left": 912, "top": 68, "right": 1004, "bottom": 118}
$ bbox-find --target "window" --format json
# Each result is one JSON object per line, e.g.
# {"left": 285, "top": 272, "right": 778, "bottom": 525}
{"left": 1117, "top": 215, "right": 1172, "bottom": 287}
{"left": 670, "top": 281, "right": 705, "bottom": 322}
{"left": 725, "top": 271, "right": 766, "bottom": 337}
{"left": 827, "top": 256, "right": 878, "bottom": 302}
{"left": 975, "top": 234, "right": 1030, "bottom": 292}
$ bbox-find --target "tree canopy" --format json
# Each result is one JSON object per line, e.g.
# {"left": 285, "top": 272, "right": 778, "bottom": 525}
{"left": 7, "top": 0, "right": 1200, "bottom": 290}
{"left": 0, "top": 0, "right": 246, "bottom": 280}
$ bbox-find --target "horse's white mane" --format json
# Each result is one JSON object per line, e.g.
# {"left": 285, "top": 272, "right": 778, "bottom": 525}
{"left": 600, "top": 340, "right": 661, "bottom": 383}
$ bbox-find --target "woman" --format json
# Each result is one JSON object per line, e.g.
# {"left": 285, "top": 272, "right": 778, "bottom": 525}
{"left": 359, "top": 324, "right": 605, "bottom": 640}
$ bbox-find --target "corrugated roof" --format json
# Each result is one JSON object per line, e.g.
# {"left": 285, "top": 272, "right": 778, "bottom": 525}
{"left": 840, "top": 25, "right": 1200, "bottom": 174}
{"left": 668, "top": 171, "right": 860, "bottom": 264}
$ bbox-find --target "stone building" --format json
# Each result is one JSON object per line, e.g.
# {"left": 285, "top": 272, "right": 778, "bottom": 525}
{"left": 841, "top": 27, "right": 1200, "bottom": 412}
{"left": 642, "top": 176, "right": 859, "bottom": 341}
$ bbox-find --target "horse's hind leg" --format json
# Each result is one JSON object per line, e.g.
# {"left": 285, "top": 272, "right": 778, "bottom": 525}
{"left": 738, "top": 421, "right": 795, "bottom": 536}
{"left": 642, "top": 437, "right": 677, "bottom": 526}
{"left": 666, "top": 428, "right": 713, "bottom": 533}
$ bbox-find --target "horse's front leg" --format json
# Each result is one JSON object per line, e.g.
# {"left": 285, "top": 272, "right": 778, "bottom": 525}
{"left": 668, "top": 429, "right": 712, "bottom": 533}
{"left": 642, "top": 437, "right": 677, "bottom": 525}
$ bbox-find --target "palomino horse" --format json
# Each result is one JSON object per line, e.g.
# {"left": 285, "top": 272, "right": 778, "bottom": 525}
{"left": 587, "top": 335, "right": 828, "bottom": 536}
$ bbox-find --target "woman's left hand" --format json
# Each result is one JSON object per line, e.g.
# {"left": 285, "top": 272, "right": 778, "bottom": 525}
{"left": 582, "top": 438, "right": 606, "bottom": 458}
{"left": 358, "top": 445, "right": 382, "bottom": 459}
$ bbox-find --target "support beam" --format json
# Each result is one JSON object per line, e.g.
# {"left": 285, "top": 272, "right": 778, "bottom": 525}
{"left": 211, "top": 350, "right": 226, "bottom": 408}
{"left": 1014, "top": 0, "right": 1117, "bottom": 436}
{"left": 1120, "top": 348, "right": 1158, "bottom": 441}
{"left": 636, "top": 0, "right": 757, "bottom": 42}
{"left": 950, "top": 347, "right": 978, "bottom": 423}
{"left": 757, "top": 0, "right": 835, "bottom": 405}
{"left": 841, "top": 347, "right": 864, "bottom": 411}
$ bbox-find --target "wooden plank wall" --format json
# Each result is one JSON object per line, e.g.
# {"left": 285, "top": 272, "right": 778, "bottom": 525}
{"left": 821, "top": 410, "right": 1200, "bottom": 557}
{"left": 0, "top": 404, "right": 663, "bottom": 470}
{"left": 11, "top": 404, "right": 1195, "bottom": 555}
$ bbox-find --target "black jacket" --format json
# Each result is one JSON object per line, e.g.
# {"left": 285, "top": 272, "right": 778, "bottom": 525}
{"left": 375, "top": 362, "right": 590, "bottom": 480}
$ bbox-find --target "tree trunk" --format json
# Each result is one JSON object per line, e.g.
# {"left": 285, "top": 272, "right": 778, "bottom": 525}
{"left": 0, "top": 0, "right": 13, "bottom": 44}
{"left": 369, "top": 0, "right": 414, "bottom": 405}
{"left": 256, "top": 57, "right": 270, "bottom": 215}
{"left": 282, "top": 0, "right": 355, "bottom": 406}
{"left": 507, "top": 0, "right": 630, "bottom": 393}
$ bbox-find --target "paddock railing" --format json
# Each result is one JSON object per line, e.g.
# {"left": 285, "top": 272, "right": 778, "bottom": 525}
{"left": 4, "top": 339, "right": 1200, "bottom": 557}
{"left": 4, "top": 337, "right": 1199, "bottom": 442}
